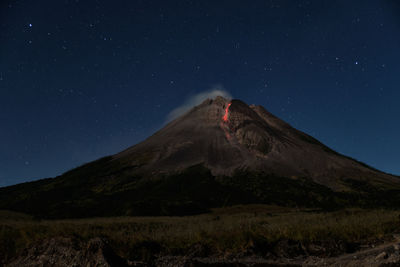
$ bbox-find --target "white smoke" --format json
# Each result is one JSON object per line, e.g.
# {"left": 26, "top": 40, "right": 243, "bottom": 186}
{"left": 166, "top": 85, "right": 232, "bottom": 122}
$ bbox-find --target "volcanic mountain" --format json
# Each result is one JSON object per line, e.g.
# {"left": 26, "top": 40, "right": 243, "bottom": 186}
{"left": 1, "top": 96, "right": 399, "bottom": 218}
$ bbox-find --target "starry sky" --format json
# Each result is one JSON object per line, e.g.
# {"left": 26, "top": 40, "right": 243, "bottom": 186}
{"left": 1, "top": 0, "right": 400, "bottom": 187}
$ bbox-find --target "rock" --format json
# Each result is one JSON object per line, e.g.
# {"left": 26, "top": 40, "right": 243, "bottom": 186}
{"left": 6, "top": 237, "right": 128, "bottom": 267}
{"left": 375, "top": 251, "right": 388, "bottom": 261}
{"left": 393, "top": 244, "right": 400, "bottom": 251}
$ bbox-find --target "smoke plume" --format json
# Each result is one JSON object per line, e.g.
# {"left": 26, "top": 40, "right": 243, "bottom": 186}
{"left": 166, "top": 86, "right": 232, "bottom": 122}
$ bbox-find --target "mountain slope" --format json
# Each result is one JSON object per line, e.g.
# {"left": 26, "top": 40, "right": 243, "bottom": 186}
{"left": 115, "top": 96, "right": 398, "bottom": 190}
{"left": 1, "top": 96, "right": 399, "bottom": 218}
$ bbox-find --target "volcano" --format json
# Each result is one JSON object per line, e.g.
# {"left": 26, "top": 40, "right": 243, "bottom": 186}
{"left": 1, "top": 96, "right": 399, "bottom": 218}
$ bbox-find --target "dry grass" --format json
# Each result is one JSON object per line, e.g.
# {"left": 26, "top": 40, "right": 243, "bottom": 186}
{"left": 1, "top": 205, "right": 400, "bottom": 262}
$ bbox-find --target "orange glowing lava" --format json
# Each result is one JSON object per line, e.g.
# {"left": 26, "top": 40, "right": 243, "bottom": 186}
{"left": 222, "top": 103, "right": 231, "bottom": 122}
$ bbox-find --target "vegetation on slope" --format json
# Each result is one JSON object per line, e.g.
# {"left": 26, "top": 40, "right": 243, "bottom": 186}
{"left": 2, "top": 161, "right": 400, "bottom": 219}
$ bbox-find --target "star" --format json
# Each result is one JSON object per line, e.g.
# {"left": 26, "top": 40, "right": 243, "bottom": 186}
{"left": 28, "top": 23, "right": 32, "bottom": 27}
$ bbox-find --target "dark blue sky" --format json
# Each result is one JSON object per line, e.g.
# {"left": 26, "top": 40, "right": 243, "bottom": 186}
{"left": 1, "top": 0, "right": 399, "bottom": 187}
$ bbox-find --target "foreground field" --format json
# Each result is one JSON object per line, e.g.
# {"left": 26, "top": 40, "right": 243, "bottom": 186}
{"left": 1, "top": 205, "right": 400, "bottom": 266}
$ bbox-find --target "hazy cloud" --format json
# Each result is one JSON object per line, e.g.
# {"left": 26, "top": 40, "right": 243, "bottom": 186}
{"left": 166, "top": 85, "right": 232, "bottom": 122}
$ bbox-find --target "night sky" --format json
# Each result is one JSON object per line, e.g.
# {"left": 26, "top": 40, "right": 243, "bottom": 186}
{"left": 1, "top": 0, "right": 400, "bottom": 187}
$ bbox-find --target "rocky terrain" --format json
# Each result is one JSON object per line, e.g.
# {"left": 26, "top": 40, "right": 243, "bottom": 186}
{"left": 6, "top": 236, "right": 400, "bottom": 267}
{"left": 6, "top": 237, "right": 127, "bottom": 267}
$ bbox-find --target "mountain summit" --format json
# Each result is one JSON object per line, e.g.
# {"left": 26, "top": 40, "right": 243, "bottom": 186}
{"left": 1, "top": 96, "right": 399, "bottom": 218}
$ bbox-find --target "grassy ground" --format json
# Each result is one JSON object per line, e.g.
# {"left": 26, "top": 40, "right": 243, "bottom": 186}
{"left": 1, "top": 205, "right": 400, "bottom": 263}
